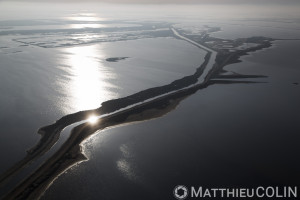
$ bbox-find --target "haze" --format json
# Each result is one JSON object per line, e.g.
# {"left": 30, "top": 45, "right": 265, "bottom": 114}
{"left": 0, "top": 0, "right": 299, "bottom": 4}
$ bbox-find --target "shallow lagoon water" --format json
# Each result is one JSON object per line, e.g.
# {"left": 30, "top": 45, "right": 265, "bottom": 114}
{"left": 0, "top": 36, "right": 205, "bottom": 175}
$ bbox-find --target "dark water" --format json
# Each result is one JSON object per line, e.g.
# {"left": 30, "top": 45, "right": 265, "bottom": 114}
{"left": 41, "top": 41, "right": 300, "bottom": 200}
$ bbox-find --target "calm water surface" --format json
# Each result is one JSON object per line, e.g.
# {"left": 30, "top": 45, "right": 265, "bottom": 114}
{"left": 0, "top": 2, "right": 300, "bottom": 199}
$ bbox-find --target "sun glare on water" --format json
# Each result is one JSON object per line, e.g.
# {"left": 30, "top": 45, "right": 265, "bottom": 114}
{"left": 88, "top": 116, "right": 98, "bottom": 124}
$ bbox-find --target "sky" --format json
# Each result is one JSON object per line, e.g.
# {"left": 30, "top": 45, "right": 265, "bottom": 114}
{"left": 1, "top": 0, "right": 299, "bottom": 20}
{"left": 1, "top": 0, "right": 300, "bottom": 4}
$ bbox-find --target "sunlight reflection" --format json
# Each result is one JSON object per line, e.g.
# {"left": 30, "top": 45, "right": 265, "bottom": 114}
{"left": 88, "top": 115, "right": 98, "bottom": 124}
{"left": 63, "top": 44, "right": 117, "bottom": 111}
{"left": 66, "top": 13, "right": 105, "bottom": 22}
{"left": 69, "top": 24, "right": 106, "bottom": 29}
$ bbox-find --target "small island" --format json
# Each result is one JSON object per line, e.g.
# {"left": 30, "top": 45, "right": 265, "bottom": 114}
{"left": 106, "top": 57, "right": 129, "bottom": 62}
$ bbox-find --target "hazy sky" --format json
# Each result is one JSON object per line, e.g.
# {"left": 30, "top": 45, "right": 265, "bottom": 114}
{"left": 1, "top": 0, "right": 300, "bottom": 4}
{"left": 1, "top": 0, "right": 299, "bottom": 20}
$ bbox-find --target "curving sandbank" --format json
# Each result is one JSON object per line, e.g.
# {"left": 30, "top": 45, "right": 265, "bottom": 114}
{"left": 0, "top": 27, "right": 273, "bottom": 199}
